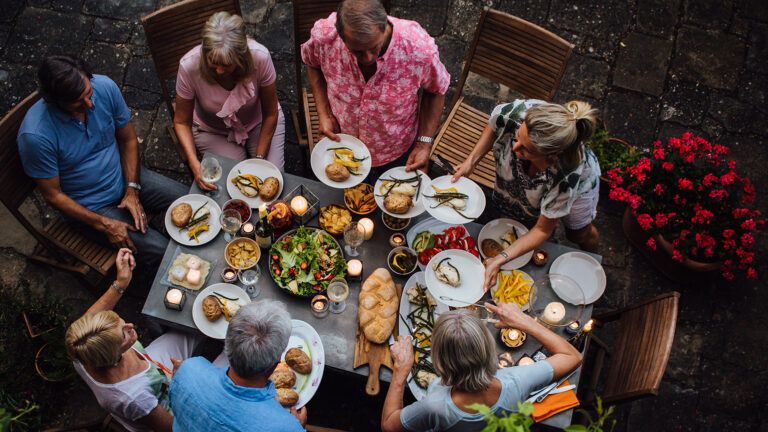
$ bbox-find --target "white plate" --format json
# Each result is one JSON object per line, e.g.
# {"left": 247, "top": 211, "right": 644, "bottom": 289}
{"left": 165, "top": 194, "right": 222, "bottom": 246}
{"left": 374, "top": 167, "right": 429, "bottom": 218}
{"left": 310, "top": 134, "right": 372, "bottom": 188}
{"left": 398, "top": 272, "right": 448, "bottom": 401}
{"left": 489, "top": 269, "right": 533, "bottom": 311}
{"left": 425, "top": 249, "right": 485, "bottom": 308}
{"left": 422, "top": 176, "right": 486, "bottom": 224}
{"left": 282, "top": 319, "right": 325, "bottom": 409}
{"left": 226, "top": 158, "right": 284, "bottom": 208}
{"left": 405, "top": 218, "right": 462, "bottom": 271}
{"left": 191, "top": 283, "right": 251, "bottom": 339}
{"left": 478, "top": 218, "right": 533, "bottom": 269}
{"left": 549, "top": 252, "right": 606, "bottom": 305}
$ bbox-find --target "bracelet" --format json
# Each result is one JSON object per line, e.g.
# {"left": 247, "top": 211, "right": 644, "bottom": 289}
{"left": 254, "top": 155, "right": 265, "bottom": 160}
{"left": 111, "top": 281, "right": 125, "bottom": 295}
{"left": 415, "top": 135, "right": 434, "bottom": 144}
{"left": 499, "top": 251, "right": 510, "bottom": 261}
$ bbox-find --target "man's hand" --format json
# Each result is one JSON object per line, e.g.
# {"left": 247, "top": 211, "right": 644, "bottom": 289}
{"left": 390, "top": 335, "right": 414, "bottom": 381}
{"left": 405, "top": 141, "right": 431, "bottom": 172}
{"left": 290, "top": 406, "right": 308, "bottom": 427}
{"left": 115, "top": 248, "right": 136, "bottom": 288}
{"left": 318, "top": 114, "right": 340, "bottom": 141}
{"left": 101, "top": 217, "right": 137, "bottom": 252}
{"left": 118, "top": 188, "right": 147, "bottom": 233}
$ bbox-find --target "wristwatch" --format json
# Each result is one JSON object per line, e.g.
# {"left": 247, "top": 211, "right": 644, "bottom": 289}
{"left": 127, "top": 181, "right": 142, "bottom": 191}
{"left": 254, "top": 155, "right": 265, "bottom": 160}
{"left": 110, "top": 280, "right": 125, "bottom": 295}
{"left": 415, "top": 135, "right": 434, "bottom": 144}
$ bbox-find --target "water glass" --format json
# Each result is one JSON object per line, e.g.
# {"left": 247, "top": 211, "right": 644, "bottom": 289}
{"left": 200, "top": 156, "right": 222, "bottom": 197}
{"left": 238, "top": 267, "right": 261, "bottom": 299}
{"left": 327, "top": 277, "right": 350, "bottom": 314}
{"left": 343, "top": 221, "right": 364, "bottom": 257}
{"left": 220, "top": 208, "right": 242, "bottom": 241}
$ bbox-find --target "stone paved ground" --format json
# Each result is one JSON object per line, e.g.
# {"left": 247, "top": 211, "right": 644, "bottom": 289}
{"left": 1, "top": 0, "right": 767, "bottom": 430}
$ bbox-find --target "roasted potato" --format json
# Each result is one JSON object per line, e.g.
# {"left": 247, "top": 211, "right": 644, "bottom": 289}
{"left": 171, "top": 203, "right": 192, "bottom": 227}
{"left": 344, "top": 183, "right": 376, "bottom": 214}
{"left": 383, "top": 193, "right": 413, "bottom": 214}
{"left": 325, "top": 162, "right": 350, "bottom": 182}
{"left": 259, "top": 176, "right": 280, "bottom": 201}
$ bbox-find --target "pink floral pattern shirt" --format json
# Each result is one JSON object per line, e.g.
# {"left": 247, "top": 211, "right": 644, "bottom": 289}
{"left": 301, "top": 14, "right": 450, "bottom": 166}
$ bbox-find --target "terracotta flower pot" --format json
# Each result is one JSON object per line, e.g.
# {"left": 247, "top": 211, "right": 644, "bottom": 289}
{"left": 654, "top": 234, "right": 721, "bottom": 272}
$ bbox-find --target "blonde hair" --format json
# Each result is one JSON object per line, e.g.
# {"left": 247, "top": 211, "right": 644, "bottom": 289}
{"left": 65, "top": 311, "right": 123, "bottom": 368}
{"left": 199, "top": 12, "right": 255, "bottom": 84}
{"left": 524, "top": 100, "right": 599, "bottom": 171}
{"left": 431, "top": 310, "right": 497, "bottom": 393}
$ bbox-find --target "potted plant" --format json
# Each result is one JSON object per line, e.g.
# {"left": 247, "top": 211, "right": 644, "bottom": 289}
{"left": 606, "top": 132, "right": 764, "bottom": 280}
{"left": 585, "top": 123, "right": 641, "bottom": 185}
{"left": 467, "top": 397, "right": 615, "bottom": 431}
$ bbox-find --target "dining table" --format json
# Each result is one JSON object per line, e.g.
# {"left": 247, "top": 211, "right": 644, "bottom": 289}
{"left": 142, "top": 153, "right": 602, "bottom": 429}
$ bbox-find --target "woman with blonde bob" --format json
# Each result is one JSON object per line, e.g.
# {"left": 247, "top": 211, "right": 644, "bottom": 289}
{"left": 66, "top": 249, "right": 202, "bottom": 432}
{"left": 382, "top": 305, "right": 581, "bottom": 431}
{"left": 450, "top": 100, "right": 601, "bottom": 290}
{"left": 174, "top": 12, "right": 285, "bottom": 191}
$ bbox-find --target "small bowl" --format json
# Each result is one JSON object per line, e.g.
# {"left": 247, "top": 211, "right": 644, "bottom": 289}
{"left": 387, "top": 246, "right": 418, "bottom": 276}
{"left": 224, "top": 237, "right": 261, "bottom": 270}
{"left": 223, "top": 198, "right": 252, "bottom": 222}
{"left": 344, "top": 183, "right": 377, "bottom": 215}
{"left": 381, "top": 212, "right": 411, "bottom": 231}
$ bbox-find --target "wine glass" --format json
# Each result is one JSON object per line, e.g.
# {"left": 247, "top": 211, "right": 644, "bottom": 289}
{"left": 238, "top": 266, "right": 261, "bottom": 299}
{"left": 327, "top": 277, "right": 350, "bottom": 313}
{"left": 200, "top": 156, "right": 223, "bottom": 197}
{"left": 343, "top": 221, "right": 364, "bottom": 257}
{"left": 220, "top": 208, "right": 242, "bottom": 241}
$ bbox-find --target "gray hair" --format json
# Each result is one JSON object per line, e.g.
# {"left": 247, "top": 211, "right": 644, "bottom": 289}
{"left": 524, "top": 100, "right": 599, "bottom": 171}
{"left": 225, "top": 300, "right": 292, "bottom": 378}
{"left": 431, "top": 310, "right": 497, "bottom": 393}
{"left": 336, "top": 0, "right": 388, "bottom": 43}
{"left": 199, "top": 12, "right": 255, "bottom": 84}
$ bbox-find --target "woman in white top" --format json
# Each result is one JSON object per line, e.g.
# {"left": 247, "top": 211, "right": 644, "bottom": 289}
{"left": 65, "top": 249, "right": 201, "bottom": 432}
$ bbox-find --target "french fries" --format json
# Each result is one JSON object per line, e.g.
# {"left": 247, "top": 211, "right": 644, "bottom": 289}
{"left": 493, "top": 270, "right": 532, "bottom": 307}
{"left": 344, "top": 183, "right": 377, "bottom": 214}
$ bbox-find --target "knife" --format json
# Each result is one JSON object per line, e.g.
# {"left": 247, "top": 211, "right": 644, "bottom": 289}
{"left": 433, "top": 154, "right": 456, "bottom": 175}
{"left": 525, "top": 368, "right": 579, "bottom": 403}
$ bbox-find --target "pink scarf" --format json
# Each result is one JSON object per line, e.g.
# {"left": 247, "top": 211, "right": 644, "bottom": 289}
{"left": 216, "top": 80, "right": 256, "bottom": 145}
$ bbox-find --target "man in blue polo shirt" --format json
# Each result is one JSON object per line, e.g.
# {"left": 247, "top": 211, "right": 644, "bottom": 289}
{"left": 17, "top": 56, "right": 186, "bottom": 281}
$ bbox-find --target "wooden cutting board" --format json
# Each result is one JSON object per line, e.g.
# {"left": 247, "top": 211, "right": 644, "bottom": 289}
{"left": 353, "top": 283, "right": 402, "bottom": 396}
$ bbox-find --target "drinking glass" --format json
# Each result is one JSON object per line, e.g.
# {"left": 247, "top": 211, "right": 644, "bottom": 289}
{"left": 220, "top": 209, "right": 242, "bottom": 241}
{"left": 238, "top": 266, "right": 261, "bottom": 299}
{"left": 343, "top": 221, "right": 364, "bottom": 257}
{"left": 200, "top": 156, "right": 223, "bottom": 197}
{"left": 327, "top": 277, "right": 350, "bottom": 314}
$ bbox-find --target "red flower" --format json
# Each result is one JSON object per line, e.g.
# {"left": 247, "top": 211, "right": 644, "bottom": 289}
{"left": 637, "top": 214, "right": 654, "bottom": 230}
{"left": 662, "top": 162, "right": 674, "bottom": 171}
{"left": 702, "top": 173, "right": 718, "bottom": 187}
{"left": 609, "top": 187, "right": 630, "bottom": 202}
{"left": 627, "top": 194, "right": 642, "bottom": 209}
{"left": 728, "top": 160, "right": 736, "bottom": 169}
{"left": 678, "top": 178, "right": 693, "bottom": 190}
{"left": 653, "top": 148, "right": 665, "bottom": 160}
{"left": 720, "top": 171, "right": 737, "bottom": 186}
{"left": 747, "top": 268, "right": 758, "bottom": 279}
{"left": 722, "top": 271, "right": 735, "bottom": 281}
{"left": 654, "top": 184, "right": 665, "bottom": 196}
{"left": 606, "top": 168, "right": 623, "bottom": 185}
{"left": 723, "top": 229, "right": 735, "bottom": 239}
{"left": 655, "top": 213, "right": 669, "bottom": 228}
{"left": 692, "top": 208, "right": 714, "bottom": 224}
{"left": 646, "top": 237, "right": 657, "bottom": 251}
{"left": 709, "top": 189, "right": 728, "bottom": 200}
{"left": 741, "top": 219, "right": 757, "bottom": 231}
{"left": 732, "top": 208, "right": 750, "bottom": 219}
{"left": 671, "top": 249, "right": 684, "bottom": 262}
{"left": 740, "top": 233, "right": 755, "bottom": 249}
{"left": 713, "top": 144, "right": 729, "bottom": 155}
{"left": 682, "top": 132, "right": 692, "bottom": 140}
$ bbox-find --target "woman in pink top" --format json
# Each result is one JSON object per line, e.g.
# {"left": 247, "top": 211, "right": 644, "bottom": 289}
{"left": 174, "top": 12, "right": 285, "bottom": 191}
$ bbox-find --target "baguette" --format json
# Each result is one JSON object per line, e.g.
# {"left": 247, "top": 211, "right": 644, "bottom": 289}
{"left": 358, "top": 268, "right": 397, "bottom": 343}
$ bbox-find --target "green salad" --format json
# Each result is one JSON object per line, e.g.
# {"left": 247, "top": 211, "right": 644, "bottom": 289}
{"left": 269, "top": 226, "right": 347, "bottom": 296}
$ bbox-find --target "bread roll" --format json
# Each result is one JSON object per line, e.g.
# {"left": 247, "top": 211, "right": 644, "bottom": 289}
{"left": 171, "top": 203, "right": 192, "bottom": 227}
{"left": 285, "top": 348, "right": 312, "bottom": 374}
{"left": 269, "top": 368, "right": 296, "bottom": 389}
{"left": 358, "top": 268, "right": 397, "bottom": 344}
{"left": 276, "top": 388, "right": 299, "bottom": 407}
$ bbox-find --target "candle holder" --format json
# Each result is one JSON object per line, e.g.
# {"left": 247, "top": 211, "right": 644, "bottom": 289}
{"left": 389, "top": 233, "right": 406, "bottom": 248}
{"left": 346, "top": 259, "right": 363, "bottom": 282}
{"left": 164, "top": 288, "right": 186, "bottom": 311}
{"left": 311, "top": 294, "right": 329, "bottom": 318}
{"left": 532, "top": 249, "right": 549, "bottom": 266}
{"left": 221, "top": 267, "right": 238, "bottom": 283}
{"left": 239, "top": 221, "right": 256, "bottom": 239}
{"left": 284, "top": 185, "right": 319, "bottom": 225}
{"left": 565, "top": 320, "right": 581, "bottom": 336}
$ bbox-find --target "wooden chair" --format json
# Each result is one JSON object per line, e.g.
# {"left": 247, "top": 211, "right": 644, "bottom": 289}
{"left": 292, "top": 0, "right": 390, "bottom": 150}
{"left": 141, "top": 0, "right": 242, "bottom": 162}
{"left": 0, "top": 92, "right": 115, "bottom": 291}
{"left": 582, "top": 292, "right": 680, "bottom": 405}
{"left": 431, "top": 8, "right": 574, "bottom": 188}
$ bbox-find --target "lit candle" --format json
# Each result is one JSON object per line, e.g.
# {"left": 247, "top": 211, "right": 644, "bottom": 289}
{"left": 565, "top": 320, "right": 580, "bottom": 335}
{"left": 517, "top": 356, "right": 535, "bottom": 366}
{"left": 347, "top": 259, "right": 363, "bottom": 278}
{"left": 389, "top": 233, "right": 405, "bottom": 248}
{"left": 583, "top": 319, "right": 594, "bottom": 333}
{"left": 240, "top": 222, "right": 255, "bottom": 238}
{"left": 290, "top": 195, "right": 309, "bottom": 216}
{"left": 542, "top": 302, "right": 566, "bottom": 325}
{"left": 532, "top": 249, "right": 548, "bottom": 266}
{"left": 164, "top": 288, "right": 185, "bottom": 310}
{"left": 221, "top": 268, "right": 237, "bottom": 283}
{"left": 311, "top": 294, "right": 329, "bottom": 318}
{"left": 358, "top": 217, "right": 374, "bottom": 240}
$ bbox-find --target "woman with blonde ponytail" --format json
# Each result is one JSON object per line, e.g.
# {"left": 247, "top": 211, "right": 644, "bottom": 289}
{"left": 451, "top": 99, "right": 601, "bottom": 289}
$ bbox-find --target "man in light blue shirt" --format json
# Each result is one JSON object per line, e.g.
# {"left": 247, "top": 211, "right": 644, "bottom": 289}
{"left": 170, "top": 300, "right": 307, "bottom": 431}
{"left": 17, "top": 56, "right": 186, "bottom": 281}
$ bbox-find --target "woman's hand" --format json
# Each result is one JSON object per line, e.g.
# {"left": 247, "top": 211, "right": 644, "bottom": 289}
{"left": 190, "top": 159, "right": 217, "bottom": 192}
{"left": 483, "top": 255, "right": 505, "bottom": 291}
{"left": 390, "top": 335, "right": 414, "bottom": 381}
{"left": 115, "top": 248, "right": 136, "bottom": 289}
{"left": 485, "top": 302, "right": 534, "bottom": 331}
{"left": 450, "top": 158, "right": 475, "bottom": 183}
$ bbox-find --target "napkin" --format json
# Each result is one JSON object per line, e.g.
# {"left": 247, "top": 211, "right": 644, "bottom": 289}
{"left": 531, "top": 380, "right": 579, "bottom": 422}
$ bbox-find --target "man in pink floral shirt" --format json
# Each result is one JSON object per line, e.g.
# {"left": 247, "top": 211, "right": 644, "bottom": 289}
{"left": 301, "top": 0, "right": 450, "bottom": 171}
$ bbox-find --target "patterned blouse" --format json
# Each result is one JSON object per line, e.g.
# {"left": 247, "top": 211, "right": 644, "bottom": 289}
{"left": 490, "top": 100, "right": 601, "bottom": 226}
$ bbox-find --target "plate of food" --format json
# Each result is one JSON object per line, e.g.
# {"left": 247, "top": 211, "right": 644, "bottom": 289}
{"left": 490, "top": 269, "right": 535, "bottom": 311}
{"left": 162, "top": 247, "right": 213, "bottom": 291}
{"left": 165, "top": 194, "right": 222, "bottom": 246}
{"left": 422, "top": 176, "right": 485, "bottom": 224}
{"left": 549, "top": 252, "right": 606, "bottom": 305}
{"left": 318, "top": 204, "right": 353, "bottom": 236}
{"left": 192, "top": 283, "right": 250, "bottom": 339}
{"left": 399, "top": 272, "right": 448, "bottom": 400}
{"left": 226, "top": 158, "right": 284, "bottom": 208}
{"left": 424, "top": 249, "right": 485, "bottom": 308}
{"left": 270, "top": 319, "right": 325, "bottom": 409}
{"left": 344, "top": 183, "right": 377, "bottom": 215}
{"left": 310, "top": 134, "right": 372, "bottom": 188}
{"left": 374, "top": 167, "right": 428, "bottom": 218}
{"left": 478, "top": 218, "right": 533, "bottom": 270}
{"left": 406, "top": 219, "right": 480, "bottom": 270}
{"left": 269, "top": 227, "right": 347, "bottom": 297}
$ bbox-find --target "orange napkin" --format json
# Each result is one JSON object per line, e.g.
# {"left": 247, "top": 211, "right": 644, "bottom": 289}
{"left": 531, "top": 380, "right": 580, "bottom": 422}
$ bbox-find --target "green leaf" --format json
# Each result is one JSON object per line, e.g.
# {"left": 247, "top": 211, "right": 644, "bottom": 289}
{"left": 466, "top": 403, "right": 491, "bottom": 416}
{"left": 564, "top": 425, "right": 588, "bottom": 432}
{"left": 517, "top": 402, "right": 534, "bottom": 417}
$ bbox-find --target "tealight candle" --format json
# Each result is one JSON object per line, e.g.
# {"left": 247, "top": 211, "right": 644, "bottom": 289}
{"left": 517, "top": 356, "right": 535, "bottom": 366}
{"left": 221, "top": 268, "right": 238, "bottom": 283}
{"left": 532, "top": 249, "right": 548, "bottom": 266}
{"left": 347, "top": 259, "right": 363, "bottom": 279}
{"left": 542, "top": 302, "right": 566, "bottom": 325}
{"left": 389, "top": 233, "right": 405, "bottom": 248}
{"left": 290, "top": 195, "right": 309, "bottom": 216}
{"left": 358, "top": 217, "right": 374, "bottom": 240}
{"left": 565, "top": 320, "right": 580, "bottom": 335}
{"left": 240, "top": 222, "right": 255, "bottom": 238}
{"left": 164, "top": 288, "right": 186, "bottom": 311}
{"left": 311, "top": 294, "right": 329, "bottom": 318}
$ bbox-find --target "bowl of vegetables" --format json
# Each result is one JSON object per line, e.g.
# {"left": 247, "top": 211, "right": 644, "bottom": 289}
{"left": 387, "top": 246, "right": 418, "bottom": 276}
